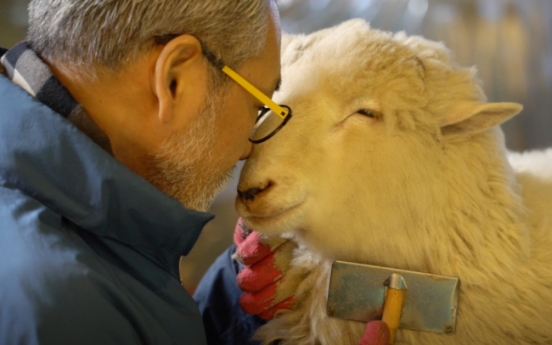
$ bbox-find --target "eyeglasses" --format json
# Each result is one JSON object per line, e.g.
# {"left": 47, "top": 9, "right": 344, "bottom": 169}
{"left": 154, "top": 35, "right": 292, "bottom": 143}
{"left": 202, "top": 48, "right": 293, "bottom": 144}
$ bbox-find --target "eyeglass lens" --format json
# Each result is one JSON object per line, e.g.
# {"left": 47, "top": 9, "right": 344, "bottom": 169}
{"left": 250, "top": 107, "right": 287, "bottom": 142}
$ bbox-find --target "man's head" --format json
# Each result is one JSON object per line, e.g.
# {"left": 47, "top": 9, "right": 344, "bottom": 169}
{"left": 27, "top": 0, "right": 282, "bottom": 211}
{"left": 28, "top": 0, "right": 271, "bottom": 79}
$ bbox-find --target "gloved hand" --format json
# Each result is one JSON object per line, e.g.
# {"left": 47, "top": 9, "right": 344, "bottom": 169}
{"left": 358, "top": 321, "right": 391, "bottom": 345}
{"left": 233, "top": 218, "right": 297, "bottom": 320}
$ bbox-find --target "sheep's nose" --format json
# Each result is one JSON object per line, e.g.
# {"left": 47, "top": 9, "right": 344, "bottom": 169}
{"left": 238, "top": 187, "right": 262, "bottom": 201}
{"left": 238, "top": 182, "right": 272, "bottom": 202}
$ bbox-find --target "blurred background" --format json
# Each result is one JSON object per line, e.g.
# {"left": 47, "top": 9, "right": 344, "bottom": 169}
{"left": 2, "top": 0, "right": 551, "bottom": 292}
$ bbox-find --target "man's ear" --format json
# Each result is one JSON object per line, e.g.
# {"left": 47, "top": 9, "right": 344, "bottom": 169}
{"left": 153, "top": 35, "right": 205, "bottom": 124}
{"left": 439, "top": 101, "right": 523, "bottom": 136}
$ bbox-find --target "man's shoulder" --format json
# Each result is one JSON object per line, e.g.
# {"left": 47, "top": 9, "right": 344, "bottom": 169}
{"left": 0, "top": 255, "right": 144, "bottom": 345}
{"left": 1, "top": 184, "right": 50, "bottom": 233}
{"left": 0, "top": 184, "right": 90, "bottom": 296}
{"left": 0, "top": 185, "right": 69, "bottom": 269}
{"left": 0, "top": 186, "right": 140, "bottom": 344}
{"left": 0, "top": 185, "right": 97, "bottom": 305}
{"left": 0, "top": 186, "right": 208, "bottom": 345}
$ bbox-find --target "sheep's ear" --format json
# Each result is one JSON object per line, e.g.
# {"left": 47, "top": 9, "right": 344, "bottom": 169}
{"left": 440, "top": 101, "right": 522, "bottom": 136}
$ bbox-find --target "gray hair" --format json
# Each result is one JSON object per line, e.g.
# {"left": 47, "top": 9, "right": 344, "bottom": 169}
{"left": 27, "top": 0, "right": 272, "bottom": 78}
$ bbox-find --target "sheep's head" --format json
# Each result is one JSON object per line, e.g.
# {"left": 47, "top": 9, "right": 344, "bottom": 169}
{"left": 235, "top": 19, "right": 522, "bottom": 264}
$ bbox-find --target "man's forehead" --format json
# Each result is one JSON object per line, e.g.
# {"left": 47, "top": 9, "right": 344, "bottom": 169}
{"left": 256, "top": 50, "right": 281, "bottom": 95}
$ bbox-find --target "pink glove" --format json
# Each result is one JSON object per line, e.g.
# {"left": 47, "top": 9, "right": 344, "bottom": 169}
{"left": 358, "top": 321, "right": 391, "bottom": 345}
{"left": 233, "top": 218, "right": 296, "bottom": 320}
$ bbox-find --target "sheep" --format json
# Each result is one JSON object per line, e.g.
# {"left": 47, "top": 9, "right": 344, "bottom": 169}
{"left": 234, "top": 19, "right": 552, "bottom": 345}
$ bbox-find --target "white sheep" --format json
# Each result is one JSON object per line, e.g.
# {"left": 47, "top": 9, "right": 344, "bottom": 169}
{"left": 235, "top": 19, "right": 552, "bottom": 345}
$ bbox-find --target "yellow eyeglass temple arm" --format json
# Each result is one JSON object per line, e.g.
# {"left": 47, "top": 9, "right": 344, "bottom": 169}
{"left": 222, "top": 66, "right": 288, "bottom": 119}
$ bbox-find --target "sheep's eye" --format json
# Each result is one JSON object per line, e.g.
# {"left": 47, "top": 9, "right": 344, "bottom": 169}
{"left": 356, "top": 109, "right": 375, "bottom": 118}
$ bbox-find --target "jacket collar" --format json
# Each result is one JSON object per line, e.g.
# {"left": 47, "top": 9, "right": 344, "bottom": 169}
{"left": 0, "top": 45, "right": 214, "bottom": 279}
{"left": 0, "top": 42, "right": 79, "bottom": 118}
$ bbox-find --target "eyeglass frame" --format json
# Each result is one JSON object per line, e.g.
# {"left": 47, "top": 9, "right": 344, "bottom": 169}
{"left": 154, "top": 34, "right": 292, "bottom": 144}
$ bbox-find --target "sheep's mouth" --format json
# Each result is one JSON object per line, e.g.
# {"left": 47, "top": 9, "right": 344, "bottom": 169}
{"left": 241, "top": 202, "right": 305, "bottom": 229}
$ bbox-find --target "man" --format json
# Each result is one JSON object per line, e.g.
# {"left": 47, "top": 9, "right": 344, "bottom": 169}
{"left": 0, "top": 0, "right": 388, "bottom": 344}
{"left": 0, "top": 0, "right": 281, "bottom": 343}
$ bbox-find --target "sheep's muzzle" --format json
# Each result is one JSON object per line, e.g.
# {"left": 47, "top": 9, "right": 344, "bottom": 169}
{"left": 238, "top": 187, "right": 265, "bottom": 202}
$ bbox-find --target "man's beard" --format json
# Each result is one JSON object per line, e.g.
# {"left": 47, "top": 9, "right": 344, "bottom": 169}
{"left": 145, "top": 91, "right": 234, "bottom": 212}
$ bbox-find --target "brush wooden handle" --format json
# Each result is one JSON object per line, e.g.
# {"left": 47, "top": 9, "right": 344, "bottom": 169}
{"left": 382, "top": 287, "right": 405, "bottom": 344}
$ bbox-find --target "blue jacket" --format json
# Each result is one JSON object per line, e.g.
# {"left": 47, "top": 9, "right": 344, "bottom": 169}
{"left": 194, "top": 246, "right": 267, "bottom": 345}
{"left": 0, "top": 74, "right": 214, "bottom": 344}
